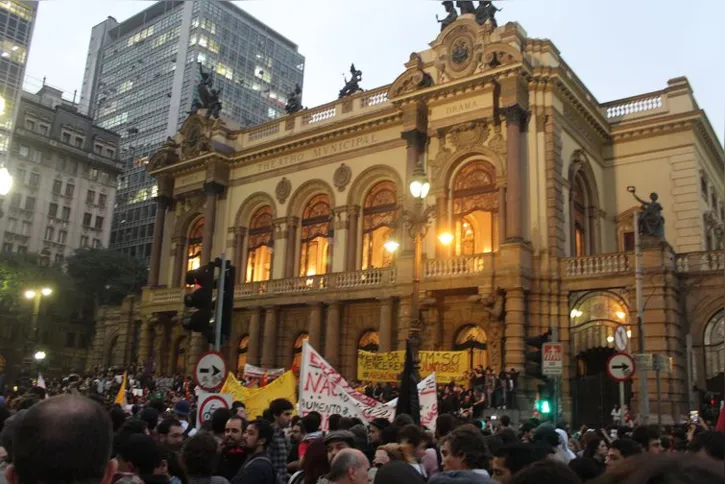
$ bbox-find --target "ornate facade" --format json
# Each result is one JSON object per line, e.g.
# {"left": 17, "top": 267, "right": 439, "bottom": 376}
{"left": 90, "top": 17, "right": 724, "bottom": 424}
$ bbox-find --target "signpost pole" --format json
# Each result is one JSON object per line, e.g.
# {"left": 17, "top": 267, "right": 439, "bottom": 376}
{"left": 619, "top": 380, "right": 625, "bottom": 425}
{"left": 655, "top": 360, "right": 662, "bottom": 426}
{"left": 552, "top": 326, "right": 560, "bottom": 423}
{"left": 634, "top": 211, "right": 650, "bottom": 424}
{"left": 214, "top": 255, "right": 226, "bottom": 352}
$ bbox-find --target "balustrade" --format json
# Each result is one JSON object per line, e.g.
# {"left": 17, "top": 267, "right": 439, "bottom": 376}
{"left": 675, "top": 251, "right": 724, "bottom": 273}
{"left": 563, "top": 253, "right": 631, "bottom": 277}
{"left": 424, "top": 254, "right": 489, "bottom": 278}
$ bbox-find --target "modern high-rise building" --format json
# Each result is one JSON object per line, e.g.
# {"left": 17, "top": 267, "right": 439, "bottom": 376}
{"left": 0, "top": 1, "right": 37, "bottom": 162}
{"left": 81, "top": 0, "right": 305, "bottom": 262}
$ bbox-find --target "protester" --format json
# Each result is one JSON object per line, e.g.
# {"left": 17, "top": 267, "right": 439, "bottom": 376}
{"left": 327, "top": 449, "right": 369, "bottom": 484}
{"left": 509, "top": 460, "right": 581, "bottom": 484}
{"left": 605, "top": 438, "right": 642, "bottom": 470}
{"left": 490, "top": 444, "right": 538, "bottom": 484}
{"left": 217, "top": 415, "right": 247, "bottom": 481}
{"left": 157, "top": 419, "right": 185, "bottom": 450}
{"left": 268, "top": 398, "right": 294, "bottom": 484}
{"left": 630, "top": 426, "right": 663, "bottom": 455}
{"left": 688, "top": 430, "right": 724, "bottom": 462}
{"left": 233, "top": 418, "right": 276, "bottom": 484}
{"left": 324, "top": 431, "right": 356, "bottom": 464}
{"left": 595, "top": 453, "right": 725, "bottom": 484}
{"left": 373, "top": 460, "right": 426, "bottom": 484}
{"left": 287, "top": 440, "right": 329, "bottom": 484}
{"left": 439, "top": 424, "right": 490, "bottom": 477}
{"left": 181, "top": 433, "right": 229, "bottom": 484}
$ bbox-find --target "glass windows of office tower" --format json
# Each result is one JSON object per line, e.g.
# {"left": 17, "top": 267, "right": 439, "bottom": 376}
{"left": 186, "top": 218, "right": 204, "bottom": 272}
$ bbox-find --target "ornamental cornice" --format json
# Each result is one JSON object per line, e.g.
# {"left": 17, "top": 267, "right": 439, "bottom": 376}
{"left": 425, "top": 64, "right": 526, "bottom": 105}
{"left": 609, "top": 115, "right": 697, "bottom": 143}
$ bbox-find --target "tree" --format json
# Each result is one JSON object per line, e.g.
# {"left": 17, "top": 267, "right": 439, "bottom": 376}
{"left": 66, "top": 248, "right": 147, "bottom": 321}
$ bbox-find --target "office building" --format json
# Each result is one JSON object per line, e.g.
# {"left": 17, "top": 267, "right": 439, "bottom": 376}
{"left": 0, "top": 1, "right": 37, "bottom": 162}
{"left": 80, "top": 0, "right": 305, "bottom": 263}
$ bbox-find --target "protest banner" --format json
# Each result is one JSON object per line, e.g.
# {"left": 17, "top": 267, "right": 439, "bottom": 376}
{"left": 357, "top": 350, "right": 469, "bottom": 383}
{"left": 299, "top": 342, "right": 439, "bottom": 431}
{"left": 243, "top": 364, "right": 285, "bottom": 379}
{"left": 220, "top": 370, "right": 297, "bottom": 419}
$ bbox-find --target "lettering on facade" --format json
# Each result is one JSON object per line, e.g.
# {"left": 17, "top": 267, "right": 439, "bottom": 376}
{"left": 255, "top": 133, "right": 379, "bottom": 174}
{"left": 445, "top": 100, "right": 479, "bottom": 116}
{"left": 177, "top": 171, "right": 205, "bottom": 187}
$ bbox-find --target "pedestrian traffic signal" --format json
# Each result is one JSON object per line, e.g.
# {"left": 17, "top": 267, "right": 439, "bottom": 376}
{"left": 525, "top": 329, "right": 552, "bottom": 381}
{"left": 183, "top": 263, "right": 214, "bottom": 335}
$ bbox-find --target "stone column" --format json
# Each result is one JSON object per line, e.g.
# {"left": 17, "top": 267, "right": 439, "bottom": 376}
{"left": 171, "top": 237, "right": 186, "bottom": 287}
{"left": 201, "top": 181, "right": 225, "bottom": 265}
{"left": 153, "top": 323, "right": 165, "bottom": 375}
{"left": 504, "top": 288, "right": 526, "bottom": 371}
{"left": 378, "top": 298, "right": 393, "bottom": 352}
{"left": 261, "top": 306, "right": 277, "bottom": 367}
{"left": 503, "top": 106, "right": 526, "bottom": 242}
{"left": 188, "top": 332, "right": 206, "bottom": 375}
{"left": 332, "top": 207, "right": 350, "bottom": 273}
{"left": 285, "top": 217, "right": 299, "bottom": 278}
{"left": 233, "top": 227, "right": 247, "bottom": 283}
{"left": 139, "top": 318, "right": 153, "bottom": 370}
{"left": 247, "top": 308, "right": 261, "bottom": 366}
{"left": 497, "top": 184, "right": 507, "bottom": 244}
{"left": 271, "top": 218, "right": 288, "bottom": 280}
{"left": 309, "top": 303, "right": 323, "bottom": 350}
{"left": 148, "top": 194, "right": 173, "bottom": 286}
{"left": 345, "top": 206, "right": 360, "bottom": 271}
{"left": 397, "top": 297, "right": 412, "bottom": 350}
{"left": 325, "top": 302, "right": 341, "bottom": 366}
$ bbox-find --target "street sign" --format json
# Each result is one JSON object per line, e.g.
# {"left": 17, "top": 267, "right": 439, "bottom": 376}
{"left": 542, "top": 343, "right": 563, "bottom": 376}
{"left": 614, "top": 325, "right": 629, "bottom": 352}
{"left": 606, "top": 352, "right": 636, "bottom": 382}
{"left": 653, "top": 354, "right": 672, "bottom": 373}
{"left": 195, "top": 350, "right": 226, "bottom": 391}
{"left": 197, "top": 391, "right": 232, "bottom": 428}
{"left": 633, "top": 353, "right": 654, "bottom": 371}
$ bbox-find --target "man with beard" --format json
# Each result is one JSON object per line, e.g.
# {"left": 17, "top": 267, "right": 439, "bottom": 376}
{"left": 157, "top": 419, "right": 185, "bottom": 451}
{"left": 218, "top": 416, "right": 246, "bottom": 480}
{"left": 231, "top": 419, "right": 275, "bottom": 484}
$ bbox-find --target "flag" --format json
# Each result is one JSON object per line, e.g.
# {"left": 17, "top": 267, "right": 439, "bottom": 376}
{"left": 395, "top": 339, "right": 420, "bottom": 425}
{"left": 114, "top": 371, "right": 127, "bottom": 406}
{"left": 220, "top": 371, "right": 297, "bottom": 420}
{"left": 261, "top": 369, "right": 269, "bottom": 387}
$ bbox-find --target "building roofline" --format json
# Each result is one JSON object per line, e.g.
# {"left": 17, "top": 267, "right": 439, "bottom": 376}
{"left": 218, "top": 1, "right": 299, "bottom": 51}
{"left": 20, "top": 93, "right": 121, "bottom": 139}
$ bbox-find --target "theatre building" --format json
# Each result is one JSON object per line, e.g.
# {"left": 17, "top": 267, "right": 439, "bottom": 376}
{"left": 88, "top": 15, "right": 724, "bottom": 424}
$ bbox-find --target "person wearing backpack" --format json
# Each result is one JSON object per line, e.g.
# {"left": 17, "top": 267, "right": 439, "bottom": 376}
{"left": 232, "top": 419, "right": 276, "bottom": 484}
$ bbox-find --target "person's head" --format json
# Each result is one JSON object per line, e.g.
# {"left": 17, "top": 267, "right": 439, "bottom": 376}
{"left": 631, "top": 426, "right": 662, "bottom": 455}
{"left": 302, "top": 440, "right": 331, "bottom": 484}
{"left": 689, "top": 430, "right": 724, "bottom": 462}
{"left": 139, "top": 408, "right": 159, "bottom": 433}
{"left": 435, "top": 414, "right": 458, "bottom": 440}
{"left": 242, "top": 418, "right": 274, "bottom": 454}
{"left": 393, "top": 414, "right": 414, "bottom": 429}
{"left": 373, "top": 460, "right": 426, "bottom": 484}
{"left": 606, "top": 438, "right": 642, "bottom": 470}
{"left": 398, "top": 424, "right": 427, "bottom": 461}
{"left": 182, "top": 433, "right": 219, "bottom": 478}
{"left": 499, "top": 415, "right": 511, "bottom": 428}
{"left": 117, "top": 434, "right": 162, "bottom": 476}
{"left": 211, "top": 407, "right": 233, "bottom": 435}
{"left": 224, "top": 415, "right": 245, "bottom": 447}
{"left": 157, "top": 419, "right": 184, "bottom": 450}
{"left": 5, "top": 395, "right": 117, "bottom": 484}
{"left": 596, "top": 452, "right": 724, "bottom": 484}
{"left": 172, "top": 400, "right": 190, "bottom": 421}
{"left": 375, "top": 443, "right": 406, "bottom": 468}
{"left": 583, "top": 437, "right": 608, "bottom": 460}
{"left": 492, "top": 444, "right": 538, "bottom": 484}
{"left": 520, "top": 422, "right": 536, "bottom": 442}
{"left": 328, "top": 414, "right": 342, "bottom": 431}
{"left": 568, "top": 457, "right": 604, "bottom": 482}
{"left": 290, "top": 420, "right": 305, "bottom": 443}
{"left": 510, "top": 459, "right": 580, "bottom": 484}
{"left": 324, "top": 430, "right": 356, "bottom": 463}
{"left": 440, "top": 424, "right": 490, "bottom": 472}
{"left": 368, "top": 418, "right": 390, "bottom": 445}
{"left": 231, "top": 401, "right": 247, "bottom": 420}
{"left": 269, "top": 398, "right": 294, "bottom": 428}
{"left": 109, "top": 405, "right": 127, "bottom": 432}
{"left": 328, "top": 449, "right": 369, "bottom": 484}
{"left": 302, "top": 412, "right": 322, "bottom": 434}
{"left": 337, "top": 417, "right": 354, "bottom": 430}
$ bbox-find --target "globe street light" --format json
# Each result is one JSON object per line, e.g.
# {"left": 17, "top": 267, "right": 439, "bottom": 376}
{"left": 33, "top": 351, "right": 46, "bottom": 361}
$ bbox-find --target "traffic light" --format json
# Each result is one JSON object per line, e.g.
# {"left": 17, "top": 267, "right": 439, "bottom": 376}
{"left": 525, "top": 328, "right": 552, "bottom": 381}
{"left": 219, "top": 261, "right": 235, "bottom": 341}
{"left": 536, "top": 381, "right": 554, "bottom": 415}
{"left": 183, "top": 263, "right": 215, "bottom": 335}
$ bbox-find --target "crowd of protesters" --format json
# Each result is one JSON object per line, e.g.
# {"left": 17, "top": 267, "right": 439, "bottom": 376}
{"left": 0, "top": 363, "right": 723, "bottom": 484}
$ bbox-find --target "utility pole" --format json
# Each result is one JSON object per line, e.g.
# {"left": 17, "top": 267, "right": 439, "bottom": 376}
{"left": 214, "top": 255, "right": 226, "bottom": 352}
{"left": 634, "top": 211, "right": 650, "bottom": 424}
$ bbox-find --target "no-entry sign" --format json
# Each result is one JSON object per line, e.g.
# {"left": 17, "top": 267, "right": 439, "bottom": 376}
{"left": 195, "top": 351, "right": 226, "bottom": 391}
{"left": 606, "top": 352, "right": 636, "bottom": 382}
{"left": 196, "top": 392, "right": 232, "bottom": 428}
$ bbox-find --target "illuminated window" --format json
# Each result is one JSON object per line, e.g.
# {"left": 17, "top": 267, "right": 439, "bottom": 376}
{"left": 362, "top": 181, "right": 397, "bottom": 269}
{"left": 292, "top": 333, "right": 309, "bottom": 370}
{"left": 572, "top": 174, "right": 588, "bottom": 257}
{"left": 254, "top": 66, "right": 271, "bottom": 83}
{"left": 452, "top": 161, "right": 498, "bottom": 255}
{"left": 358, "top": 331, "right": 379, "bottom": 352}
{"left": 245, "top": 206, "right": 273, "bottom": 283}
{"left": 299, "top": 194, "right": 331, "bottom": 277}
{"left": 569, "top": 291, "right": 630, "bottom": 355}
{"left": 127, "top": 25, "right": 155, "bottom": 47}
{"left": 0, "top": 1, "right": 32, "bottom": 21}
{"left": 186, "top": 218, "right": 204, "bottom": 272}
{"left": 704, "top": 310, "right": 724, "bottom": 385}
{"left": 215, "top": 63, "right": 233, "bottom": 80}
{"left": 236, "top": 335, "right": 249, "bottom": 377}
{"left": 454, "top": 325, "right": 488, "bottom": 369}
{"left": 119, "top": 80, "right": 133, "bottom": 94}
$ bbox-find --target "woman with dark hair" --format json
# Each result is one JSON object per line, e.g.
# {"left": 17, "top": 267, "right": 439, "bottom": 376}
{"left": 181, "top": 433, "right": 229, "bottom": 484}
{"left": 582, "top": 437, "right": 608, "bottom": 473}
{"left": 287, "top": 440, "right": 329, "bottom": 484}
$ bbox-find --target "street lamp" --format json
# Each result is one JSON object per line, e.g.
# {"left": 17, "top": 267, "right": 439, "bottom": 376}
{"left": 33, "top": 351, "right": 46, "bottom": 361}
{"left": 24, "top": 287, "right": 52, "bottom": 343}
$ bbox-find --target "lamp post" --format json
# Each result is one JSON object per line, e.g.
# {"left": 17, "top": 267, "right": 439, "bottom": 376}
{"left": 24, "top": 287, "right": 52, "bottom": 346}
{"left": 385, "top": 162, "right": 452, "bottom": 374}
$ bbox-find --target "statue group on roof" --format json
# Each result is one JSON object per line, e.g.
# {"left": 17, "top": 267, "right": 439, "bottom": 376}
{"left": 437, "top": 1, "right": 500, "bottom": 31}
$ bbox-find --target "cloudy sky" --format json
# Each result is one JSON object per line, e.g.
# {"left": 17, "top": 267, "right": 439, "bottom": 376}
{"left": 24, "top": 0, "right": 725, "bottom": 144}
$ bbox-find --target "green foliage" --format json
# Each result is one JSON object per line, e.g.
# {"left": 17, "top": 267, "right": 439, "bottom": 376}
{"left": 66, "top": 248, "right": 147, "bottom": 308}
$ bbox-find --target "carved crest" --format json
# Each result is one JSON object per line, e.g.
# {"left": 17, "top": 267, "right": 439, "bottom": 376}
{"left": 275, "top": 177, "right": 292, "bottom": 204}
{"left": 180, "top": 115, "right": 212, "bottom": 160}
{"left": 333, "top": 163, "right": 352, "bottom": 192}
{"left": 388, "top": 53, "right": 434, "bottom": 99}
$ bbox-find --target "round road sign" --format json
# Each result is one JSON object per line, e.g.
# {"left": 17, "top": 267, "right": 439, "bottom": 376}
{"left": 195, "top": 351, "right": 226, "bottom": 391}
{"left": 606, "top": 352, "right": 636, "bottom": 382}
{"left": 614, "top": 325, "right": 629, "bottom": 352}
{"left": 198, "top": 394, "right": 230, "bottom": 423}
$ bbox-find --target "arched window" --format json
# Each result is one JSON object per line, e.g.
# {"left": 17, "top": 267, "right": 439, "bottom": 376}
{"left": 237, "top": 335, "right": 249, "bottom": 378}
{"left": 454, "top": 325, "right": 488, "bottom": 369}
{"left": 362, "top": 181, "right": 397, "bottom": 269}
{"left": 572, "top": 174, "right": 588, "bottom": 257}
{"left": 704, "top": 310, "right": 724, "bottom": 384}
{"left": 299, "top": 194, "right": 331, "bottom": 277}
{"left": 569, "top": 291, "right": 630, "bottom": 356}
{"left": 292, "top": 333, "right": 309, "bottom": 370}
{"left": 175, "top": 335, "right": 187, "bottom": 374}
{"left": 358, "top": 331, "right": 380, "bottom": 352}
{"left": 246, "top": 206, "right": 273, "bottom": 282}
{"left": 186, "top": 218, "right": 204, "bottom": 272}
{"left": 452, "top": 161, "right": 498, "bottom": 255}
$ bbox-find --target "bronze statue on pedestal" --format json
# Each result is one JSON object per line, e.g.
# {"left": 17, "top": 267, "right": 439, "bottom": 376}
{"left": 627, "top": 186, "right": 665, "bottom": 238}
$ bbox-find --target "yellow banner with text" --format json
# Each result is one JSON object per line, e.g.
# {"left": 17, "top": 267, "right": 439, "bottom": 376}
{"left": 356, "top": 350, "right": 469, "bottom": 384}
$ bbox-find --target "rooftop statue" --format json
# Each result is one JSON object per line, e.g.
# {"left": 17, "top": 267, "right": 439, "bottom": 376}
{"left": 285, "top": 84, "right": 303, "bottom": 114}
{"left": 437, "top": 1, "right": 458, "bottom": 31}
{"left": 190, "top": 62, "right": 222, "bottom": 119}
{"left": 457, "top": 1, "right": 476, "bottom": 14}
{"left": 339, "top": 64, "right": 363, "bottom": 98}
{"left": 475, "top": 1, "right": 501, "bottom": 27}
{"left": 627, "top": 186, "right": 665, "bottom": 239}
